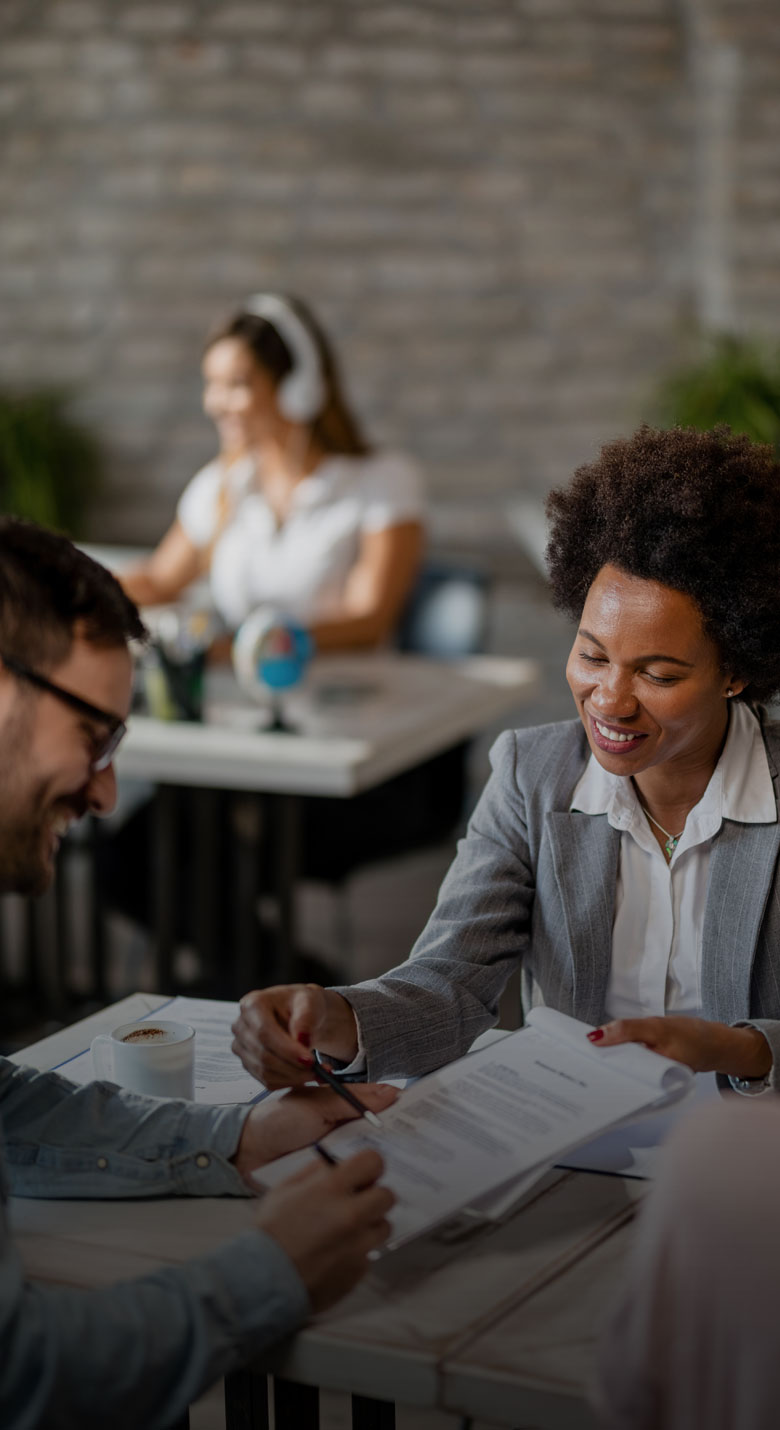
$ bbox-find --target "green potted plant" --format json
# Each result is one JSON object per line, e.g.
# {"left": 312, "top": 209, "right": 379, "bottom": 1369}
{"left": 0, "top": 389, "right": 103, "bottom": 535}
{"left": 653, "top": 335, "right": 780, "bottom": 453}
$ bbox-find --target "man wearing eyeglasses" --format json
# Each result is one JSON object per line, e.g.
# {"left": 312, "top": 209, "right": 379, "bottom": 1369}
{"left": 0, "top": 519, "right": 395, "bottom": 1430}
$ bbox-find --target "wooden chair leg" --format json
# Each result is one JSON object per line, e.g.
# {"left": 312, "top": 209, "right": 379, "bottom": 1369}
{"left": 224, "top": 1369, "right": 270, "bottom": 1430}
{"left": 273, "top": 1376, "right": 319, "bottom": 1430}
{"left": 351, "top": 1395, "right": 395, "bottom": 1430}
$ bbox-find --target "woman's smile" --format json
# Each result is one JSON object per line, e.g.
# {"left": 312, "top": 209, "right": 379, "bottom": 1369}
{"left": 588, "top": 714, "right": 649, "bottom": 754}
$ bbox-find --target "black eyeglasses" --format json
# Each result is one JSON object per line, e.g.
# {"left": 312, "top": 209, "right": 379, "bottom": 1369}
{"left": 1, "top": 653, "right": 127, "bottom": 771}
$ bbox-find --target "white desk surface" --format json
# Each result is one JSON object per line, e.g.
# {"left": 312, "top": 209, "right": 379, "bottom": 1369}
{"left": 11, "top": 995, "right": 641, "bottom": 1422}
{"left": 439, "top": 1210, "right": 638, "bottom": 1429}
{"left": 118, "top": 653, "right": 539, "bottom": 797}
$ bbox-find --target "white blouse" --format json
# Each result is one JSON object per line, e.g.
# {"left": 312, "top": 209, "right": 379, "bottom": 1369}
{"left": 177, "top": 449, "right": 424, "bottom": 628}
{"left": 569, "top": 701, "right": 777, "bottom": 1022}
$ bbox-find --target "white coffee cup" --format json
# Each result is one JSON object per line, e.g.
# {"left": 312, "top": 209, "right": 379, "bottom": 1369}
{"left": 91, "top": 1019, "right": 195, "bottom": 1100}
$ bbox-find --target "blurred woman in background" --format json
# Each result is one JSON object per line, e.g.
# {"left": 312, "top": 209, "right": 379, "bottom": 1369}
{"left": 121, "top": 293, "right": 424, "bottom": 649}
{"left": 105, "top": 296, "right": 427, "bottom": 957}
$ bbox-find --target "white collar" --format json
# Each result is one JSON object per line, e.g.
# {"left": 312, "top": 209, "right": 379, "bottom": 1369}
{"left": 250, "top": 454, "right": 349, "bottom": 512}
{"left": 570, "top": 702, "right": 776, "bottom": 850}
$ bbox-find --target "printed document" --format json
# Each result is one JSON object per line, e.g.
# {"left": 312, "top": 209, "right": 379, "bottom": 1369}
{"left": 255, "top": 1007, "right": 693, "bottom": 1247}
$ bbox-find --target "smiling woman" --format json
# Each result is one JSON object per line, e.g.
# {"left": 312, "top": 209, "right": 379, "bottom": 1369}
{"left": 227, "top": 424, "right": 780, "bottom": 1098}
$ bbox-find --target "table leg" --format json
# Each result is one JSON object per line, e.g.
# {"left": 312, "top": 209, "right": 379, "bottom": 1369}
{"left": 23, "top": 896, "right": 41, "bottom": 1002}
{"left": 351, "top": 1395, "right": 395, "bottom": 1430}
{"left": 86, "top": 816, "right": 108, "bottom": 1004}
{"left": 192, "top": 788, "right": 221, "bottom": 990}
{"left": 231, "top": 793, "right": 266, "bottom": 996}
{"left": 224, "top": 1369, "right": 270, "bottom": 1430}
{"left": 270, "top": 793, "right": 300, "bottom": 984}
{"left": 153, "top": 785, "right": 179, "bottom": 991}
{"left": 273, "top": 1377, "right": 319, "bottom": 1430}
{"left": 53, "top": 851, "right": 71, "bottom": 1016}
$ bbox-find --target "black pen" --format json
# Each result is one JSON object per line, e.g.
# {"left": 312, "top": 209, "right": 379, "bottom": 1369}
{"left": 311, "top": 1057, "right": 383, "bottom": 1128}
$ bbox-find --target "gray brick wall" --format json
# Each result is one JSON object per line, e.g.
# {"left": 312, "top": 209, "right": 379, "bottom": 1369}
{"left": 0, "top": 0, "right": 777, "bottom": 544}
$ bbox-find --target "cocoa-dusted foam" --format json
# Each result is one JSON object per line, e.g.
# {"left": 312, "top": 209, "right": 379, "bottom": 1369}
{"left": 121, "top": 1027, "right": 171, "bottom": 1044}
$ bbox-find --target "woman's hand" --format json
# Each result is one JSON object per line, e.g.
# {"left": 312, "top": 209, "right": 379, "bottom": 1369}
{"left": 232, "top": 1082, "right": 398, "bottom": 1181}
{"left": 310, "top": 523, "right": 424, "bottom": 650}
{"left": 119, "top": 520, "right": 203, "bottom": 607}
{"left": 232, "top": 984, "right": 360, "bottom": 1089}
{"left": 587, "top": 1016, "right": 773, "bottom": 1079}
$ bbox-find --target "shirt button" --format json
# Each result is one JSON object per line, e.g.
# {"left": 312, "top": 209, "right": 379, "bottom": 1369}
{"left": 96, "top": 1157, "right": 108, "bottom": 1170}
{"left": 195, "top": 1153, "right": 210, "bottom": 1169}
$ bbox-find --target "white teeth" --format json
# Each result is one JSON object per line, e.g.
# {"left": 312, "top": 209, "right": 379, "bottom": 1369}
{"left": 595, "top": 721, "right": 636, "bottom": 743}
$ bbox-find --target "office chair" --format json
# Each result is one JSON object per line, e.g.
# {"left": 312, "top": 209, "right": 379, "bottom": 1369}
{"left": 299, "top": 563, "right": 491, "bottom": 887}
{"left": 396, "top": 562, "right": 490, "bottom": 658}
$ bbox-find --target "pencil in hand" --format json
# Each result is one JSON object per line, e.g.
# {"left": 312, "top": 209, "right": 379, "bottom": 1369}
{"left": 312, "top": 1058, "right": 383, "bottom": 1128}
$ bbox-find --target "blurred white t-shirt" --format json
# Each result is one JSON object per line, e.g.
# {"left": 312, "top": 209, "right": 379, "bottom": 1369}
{"left": 177, "top": 449, "right": 424, "bottom": 628}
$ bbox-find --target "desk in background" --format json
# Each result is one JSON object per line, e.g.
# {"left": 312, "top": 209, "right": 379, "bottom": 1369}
{"left": 113, "top": 652, "right": 540, "bottom": 994}
{"left": 11, "top": 994, "right": 642, "bottom": 1430}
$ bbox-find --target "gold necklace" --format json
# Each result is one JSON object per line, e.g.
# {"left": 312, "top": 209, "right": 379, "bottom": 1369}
{"left": 639, "top": 804, "right": 684, "bottom": 859}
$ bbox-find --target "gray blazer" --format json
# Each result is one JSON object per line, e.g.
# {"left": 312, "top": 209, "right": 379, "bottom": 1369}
{"left": 335, "top": 716, "right": 780, "bottom": 1086}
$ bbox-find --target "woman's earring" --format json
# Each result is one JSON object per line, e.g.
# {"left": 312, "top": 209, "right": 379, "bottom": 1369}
{"left": 726, "top": 687, "right": 734, "bottom": 697}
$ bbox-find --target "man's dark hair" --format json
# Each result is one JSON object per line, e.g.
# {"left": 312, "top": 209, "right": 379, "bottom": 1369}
{"left": 545, "top": 424, "right": 780, "bottom": 704}
{"left": 0, "top": 518, "right": 146, "bottom": 669}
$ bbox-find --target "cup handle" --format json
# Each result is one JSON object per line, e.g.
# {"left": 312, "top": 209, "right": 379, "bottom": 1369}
{"left": 90, "top": 1033, "right": 114, "bottom": 1082}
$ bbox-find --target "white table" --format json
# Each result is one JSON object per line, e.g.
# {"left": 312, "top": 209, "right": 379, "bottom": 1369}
{"left": 111, "top": 653, "right": 539, "bottom": 991}
{"left": 11, "top": 994, "right": 643, "bottom": 1430}
{"left": 118, "top": 652, "right": 540, "bottom": 797}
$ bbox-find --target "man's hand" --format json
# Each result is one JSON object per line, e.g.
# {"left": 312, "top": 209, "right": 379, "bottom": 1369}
{"left": 587, "top": 1016, "right": 773, "bottom": 1079}
{"left": 232, "top": 1082, "right": 398, "bottom": 1183}
{"left": 232, "top": 984, "right": 360, "bottom": 1090}
{"left": 256, "top": 1148, "right": 395, "bottom": 1312}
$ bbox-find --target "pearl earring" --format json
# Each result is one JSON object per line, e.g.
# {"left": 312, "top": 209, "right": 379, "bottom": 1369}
{"left": 726, "top": 688, "right": 734, "bottom": 696}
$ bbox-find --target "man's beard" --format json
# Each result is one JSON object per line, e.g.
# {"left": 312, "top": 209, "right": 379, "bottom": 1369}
{"left": 0, "top": 808, "right": 54, "bottom": 896}
{"left": 0, "top": 706, "right": 85, "bottom": 895}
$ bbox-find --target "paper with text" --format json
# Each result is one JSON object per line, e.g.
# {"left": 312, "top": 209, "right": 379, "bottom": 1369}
{"left": 255, "top": 1007, "right": 692, "bottom": 1247}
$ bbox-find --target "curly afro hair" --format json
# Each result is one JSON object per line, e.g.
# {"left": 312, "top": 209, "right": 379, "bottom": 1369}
{"left": 545, "top": 424, "right": 780, "bottom": 704}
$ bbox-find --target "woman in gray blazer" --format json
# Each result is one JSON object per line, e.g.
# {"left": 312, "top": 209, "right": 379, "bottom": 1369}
{"left": 232, "top": 424, "right": 780, "bottom": 1093}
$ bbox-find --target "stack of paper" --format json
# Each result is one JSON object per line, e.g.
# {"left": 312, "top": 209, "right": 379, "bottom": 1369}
{"left": 255, "top": 1007, "right": 693, "bottom": 1248}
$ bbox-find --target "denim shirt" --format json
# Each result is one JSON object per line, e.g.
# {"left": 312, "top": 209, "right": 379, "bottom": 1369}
{"left": 0, "top": 1058, "right": 309, "bottom": 1430}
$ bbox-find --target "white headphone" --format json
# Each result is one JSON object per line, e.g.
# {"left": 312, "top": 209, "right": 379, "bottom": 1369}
{"left": 242, "top": 293, "right": 327, "bottom": 424}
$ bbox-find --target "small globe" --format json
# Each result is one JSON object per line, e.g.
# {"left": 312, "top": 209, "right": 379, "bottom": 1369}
{"left": 232, "top": 608, "right": 312, "bottom": 697}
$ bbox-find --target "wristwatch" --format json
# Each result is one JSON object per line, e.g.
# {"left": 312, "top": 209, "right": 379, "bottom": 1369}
{"left": 729, "top": 1070, "right": 772, "bottom": 1095}
{"left": 729, "top": 1023, "right": 772, "bottom": 1094}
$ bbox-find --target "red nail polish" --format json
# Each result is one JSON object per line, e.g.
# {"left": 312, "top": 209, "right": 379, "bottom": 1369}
{"left": 587, "top": 1029, "right": 605, "bottom": 1043}
{"left": 298, "top": 1055, "right": 314, "bottom": 1067}
{"left": 297, "top": 1031, "right": 311, "bottom": 1049}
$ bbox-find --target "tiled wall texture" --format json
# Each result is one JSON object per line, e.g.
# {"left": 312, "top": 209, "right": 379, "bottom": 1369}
{"left": 0, "top": 0, "right": 776, "bottom": 542}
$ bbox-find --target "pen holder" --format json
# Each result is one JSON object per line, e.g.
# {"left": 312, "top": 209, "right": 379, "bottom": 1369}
{"left": 138, "top": 607, "right": 216, "bottom": 722}
{"left": 156, "top": 644, "right": 206, "bottom": 722}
